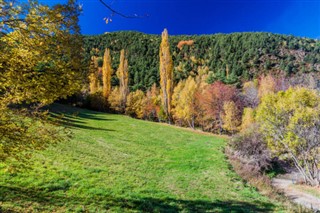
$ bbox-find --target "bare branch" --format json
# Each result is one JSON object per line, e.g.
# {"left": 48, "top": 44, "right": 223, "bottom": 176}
{"left": 98, "top": 0, "right": 147, "bottom": 19}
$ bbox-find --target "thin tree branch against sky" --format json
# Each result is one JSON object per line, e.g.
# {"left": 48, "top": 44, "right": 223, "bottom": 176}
{"left": 37, "top": 0, "right": 320, "bottom": 38}
{"left": 98, "top": 0, "right": 147, "bottom": 19}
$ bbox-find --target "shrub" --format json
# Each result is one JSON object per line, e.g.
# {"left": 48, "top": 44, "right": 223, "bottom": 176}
{"left": 228, "top": 124, "right": 271, "bottom": 172}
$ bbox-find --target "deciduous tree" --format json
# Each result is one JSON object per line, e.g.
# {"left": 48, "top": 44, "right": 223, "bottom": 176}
{"left": 89, "top": 56, "right": 99, "bottom": 94}
{"left": 256, "top": 87, "right": 320, "bottom": 186}
{"left": 222, "top": 101, "right": 240, "bottom": 134}
{"left": 159, "top": 28, "right": 173, "bottom": 122}
{"left": 0, "top": 0, "right": 82, "bottom": 162}
{"left": 102, "top": 48, "right": 113, "bottom": 100}
{"left": 126, "top": 90, "right": 146, "bottom": 119}
{"left": 258, "top": 75, "right": 276, "bottom": 98}
{"left": 144, "top": 84, "right": 161, "bottom": 120}
{"left": 108, "top": 87, "right": 121, "bottom": 112}
{"left": 117, "top": 49, "right": 129, "bottom": 112}
{"left": 172, "top": 76, "right": 197, "bottom": 128}
{"left": 242, "top": 81, "right": 259, "bottom": 108}
{"left": 199, "top": 81, "right": 239, "bottom": 133}
{"left": 240, "top": 107, "right": 255, "bottom": 132}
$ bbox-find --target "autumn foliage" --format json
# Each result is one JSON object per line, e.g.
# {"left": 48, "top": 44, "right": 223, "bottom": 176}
{"left": 177, "top": 40, "right": 194, "bottom": 50}
{"left": 102, "top": 48, "right": 113, "bottom": 100}
{"left": 198, "top": 81, "right": 240, "bottom": 133}
{"left": 159, "top": 28, "right": 174, "bottom": 122}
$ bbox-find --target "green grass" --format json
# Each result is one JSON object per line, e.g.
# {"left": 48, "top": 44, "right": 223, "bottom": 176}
{"left": 0, "top": 104, "right": 285, "bottom": 212}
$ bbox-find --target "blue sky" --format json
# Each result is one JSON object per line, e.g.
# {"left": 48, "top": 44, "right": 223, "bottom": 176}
{"left": 42, "top": 0, "right": 320, "bottom": 38}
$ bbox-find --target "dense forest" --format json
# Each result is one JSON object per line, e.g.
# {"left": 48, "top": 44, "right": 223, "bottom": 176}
{"left": 83, "top": 31, "right": 320, "bottom": 90}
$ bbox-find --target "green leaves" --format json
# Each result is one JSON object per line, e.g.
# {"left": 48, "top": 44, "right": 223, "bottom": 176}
{"left": 256, "top": 87, "right": 320, "bottom": 185}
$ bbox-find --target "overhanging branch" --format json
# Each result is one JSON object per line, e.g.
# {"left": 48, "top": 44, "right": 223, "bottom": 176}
{"left": 98, "top": 0, "right": 147, "bottom": 19}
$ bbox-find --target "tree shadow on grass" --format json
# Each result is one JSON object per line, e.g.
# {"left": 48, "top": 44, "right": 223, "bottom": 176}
{"left": 47, "top": 104, "right": 116, "bottom": 122}
{"left": 48, "top": 113, "right": 115, "bottom": 132}
{"left": 0, "top": 185, "right": 276, "bottom": 212}
{"left": 46, "top": 105, "right": 116, "bottom": 132}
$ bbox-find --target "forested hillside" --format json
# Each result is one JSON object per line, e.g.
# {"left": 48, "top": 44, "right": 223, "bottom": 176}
{"left": 83, "top": 31, "right": 320, "bottom": 90}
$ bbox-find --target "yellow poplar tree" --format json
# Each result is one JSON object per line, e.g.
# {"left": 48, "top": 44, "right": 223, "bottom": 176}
{"left": 117, "top": 49, "right": 129, "bottom": 112}
{"left": 89, "top": 56, "right": 99, "bottom": 94}
{"left": 172, "top": 80, "right": 186, "bottom": 123}
{"left": 172, "top": 76, "right": 197, "bottom": 128}
{"left": 159, "top": 28, "right": 173, "bottom": 122}
{"left": 222, "top": 101, "right": 240, "bottom": 133}
{"left": 240, "top": 107, "right": 255, "bottom": 132}
{"left": 102, "top": 48, "right": 113, "bottom": 100}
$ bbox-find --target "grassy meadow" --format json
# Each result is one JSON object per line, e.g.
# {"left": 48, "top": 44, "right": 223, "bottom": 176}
{"left": 0, "top": 104, "right": 285, "bottom": 212}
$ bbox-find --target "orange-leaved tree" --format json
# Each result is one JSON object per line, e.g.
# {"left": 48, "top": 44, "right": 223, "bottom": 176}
{"left": 199, "top": 81, "right": 239, "bottom": 133}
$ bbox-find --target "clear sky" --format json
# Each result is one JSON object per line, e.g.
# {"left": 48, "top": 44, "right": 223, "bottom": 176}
{"left": 42, "top": 0, "right": 320, "bottom": 38}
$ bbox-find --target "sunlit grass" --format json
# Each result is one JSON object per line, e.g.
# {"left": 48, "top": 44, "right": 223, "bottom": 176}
{"left": 0, "top": 104, "right": 285, "bottom": 212}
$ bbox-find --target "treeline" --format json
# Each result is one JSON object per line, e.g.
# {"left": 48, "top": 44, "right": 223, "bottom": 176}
{"left": 83, "top": 31, "right": 320, "bottom": 90}
{"left": 84, "top": 29, "right": 320, "bottom": 135}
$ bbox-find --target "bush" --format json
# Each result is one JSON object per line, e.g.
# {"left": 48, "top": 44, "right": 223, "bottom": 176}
{"left": 228, "top": 124, "right": 271, "bottom": 172}
{"left": 86, "top": 92, "right": 106, "bottom": 111}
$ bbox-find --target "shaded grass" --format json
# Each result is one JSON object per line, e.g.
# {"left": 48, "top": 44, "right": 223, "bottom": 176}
{"left": 0, "top": 104, "right": 285, "bottom": 212}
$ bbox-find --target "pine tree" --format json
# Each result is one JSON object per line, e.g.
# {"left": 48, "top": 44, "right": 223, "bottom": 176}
{"left": 159, "top": 28, "right": 173, "bottom": 122}
{"left": 102, "top": 48, "right": 113, "bottom": 100}
{"left": 117, "top": 49, "right": 129, "bottom": 112}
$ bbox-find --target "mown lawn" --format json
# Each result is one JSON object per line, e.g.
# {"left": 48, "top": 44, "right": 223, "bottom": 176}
{"left": 0, "top": 104, "right": 285, "bottom": 212}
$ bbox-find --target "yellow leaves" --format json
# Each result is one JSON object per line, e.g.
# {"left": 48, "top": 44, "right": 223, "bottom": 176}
{"left": 172, "top": 76, "right": 197, "bottom": 127}
{"left": 256, "top": 86, "right": 320, "bottom": 154}
{"left": 125, "top": 90, "right": 146, "bottom": 119}
{"left": 222, "top": 101, "right": 240, "bottom": 133}
{"left": 56, "top": 13, "right": 62, "bottom": 18}
{"left": 108, "top": 87, "right": 121, "bottom": 111}
{"left": 102, "top": 48, "right": 113, "bottom": 99}
{"left": 159, "top": 28, "right": 173, "bottom": 120}
{"left": 104, "top": 17, "right": 112, "bottom": 24}
{"left": 116, "top": 49, "right": 129, "bottom": 111}
{"left": 240, "top": 108, "right": 255, "bottom": 132}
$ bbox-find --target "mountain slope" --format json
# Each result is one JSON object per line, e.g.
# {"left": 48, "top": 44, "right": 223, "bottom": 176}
{"left": 84, "top": 31, "right": 320, "bottom": 90}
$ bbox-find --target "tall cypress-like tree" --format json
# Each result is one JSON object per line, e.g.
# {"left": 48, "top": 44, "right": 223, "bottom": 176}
{"left": 102, "top": 48, "right": 113, "bottom": 100}
{"left": 89, "top": 56, "right": 99, "bottom": 94}
{"left": 159, "top": 28, "right": 173, "bottom": 122}
{"left": 117, "top": 49, "right": 129, "bottom": 111}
